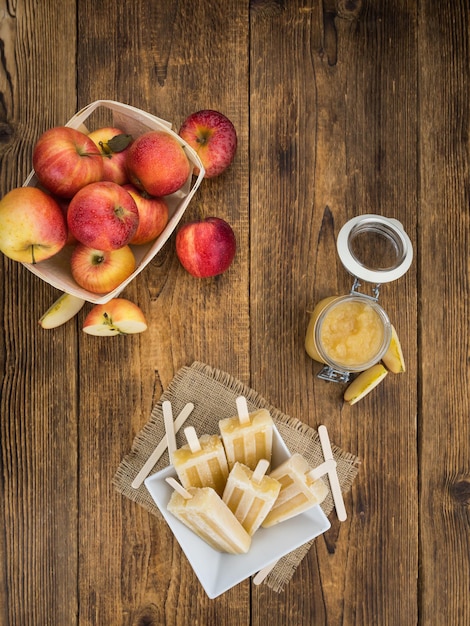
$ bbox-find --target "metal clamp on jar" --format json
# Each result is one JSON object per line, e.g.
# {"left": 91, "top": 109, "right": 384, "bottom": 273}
{"left": 305, "top": 215, "right": 413, "bottom": 383}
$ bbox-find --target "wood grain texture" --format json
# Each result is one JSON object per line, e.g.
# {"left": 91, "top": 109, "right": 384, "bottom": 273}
{"left": 418, "top": 2, "right": 470, "bottom": 625}
{"left": 0, "top": 0, "right": 468, "bottom": 624}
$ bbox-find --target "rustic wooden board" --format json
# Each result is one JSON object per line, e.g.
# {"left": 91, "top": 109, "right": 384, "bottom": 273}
{"left": 0, "top": 1, "right": 468, "bottom": 625}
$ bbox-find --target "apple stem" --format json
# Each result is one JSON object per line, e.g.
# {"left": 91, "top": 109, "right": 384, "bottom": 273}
{"left": 31, "top": 245, "right": 36, "bottom": 265}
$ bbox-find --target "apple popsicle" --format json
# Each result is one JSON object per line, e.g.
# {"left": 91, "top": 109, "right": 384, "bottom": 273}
{"left": 219, "top": 396, "right": 274, "bottom": 471}
{"left": 222, "top": 459, "right": 281, "bottom": 535}
{"left": 172, "top": 426, "right": 229, "bottom": 496}
{"left": 262, "top": 453, "right": 331, "bottom": 528}
{"left": 166, "top": 477, "right": 251, "bottom": 554}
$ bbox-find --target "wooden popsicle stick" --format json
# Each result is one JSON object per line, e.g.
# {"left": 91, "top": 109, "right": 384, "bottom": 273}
{"left": 163, "top": 401, "right": 177, "bottom": 465}
{"left": 184, "top": 426, "right": 202, "bottom": 453}
{"left": 253, "top": 560, "right": 278, "bottom": 585}
{"left": 307, "top": 458, "right": 337, "bottom": 481}
{"left": 236, "top": 395, "right": 251, "bottom": 425}
{"left": 131, "top": 402, "right": 194, "bottom": 489}
{"left": 252, "top": 459, "right": 270, "bottom": 483}
{"left": 253, "top": 452, "right": 338, "bottom": 584}
{"left": 165, "top": 476, "right": 193, "bottom": 499}
{"left": 318, "top": 424, "right": 347, "bottom": 522}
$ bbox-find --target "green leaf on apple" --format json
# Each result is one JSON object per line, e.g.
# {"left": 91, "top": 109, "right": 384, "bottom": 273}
{"left": 105, "top": 134, "right": 133, "bottom": 153}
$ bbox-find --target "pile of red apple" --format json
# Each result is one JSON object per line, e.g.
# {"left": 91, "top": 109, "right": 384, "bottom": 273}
{"left": 0, "top": 110, "right": 238, "bottom": 287}
{"left": 0, "top": 108, "right": 238, "bottom": 332}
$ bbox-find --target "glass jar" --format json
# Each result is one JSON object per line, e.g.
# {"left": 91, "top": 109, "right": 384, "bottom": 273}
{"left": 306, "top": 215, "right": 413, "bottom": 383}
{"left": 305, "top": 294, "right": 391, "bottom": 373}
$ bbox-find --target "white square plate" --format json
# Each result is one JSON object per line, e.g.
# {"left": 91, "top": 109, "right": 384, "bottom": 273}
{"left": 145, "top": 426, "right": 331, "bottom": 598}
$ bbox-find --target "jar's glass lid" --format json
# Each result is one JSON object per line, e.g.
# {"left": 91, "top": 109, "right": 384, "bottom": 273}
{"left": 336, "top": 215, "right": 413, "bottom": 283}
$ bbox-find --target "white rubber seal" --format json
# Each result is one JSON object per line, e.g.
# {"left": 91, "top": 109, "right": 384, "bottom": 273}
{"left": 336, "top": 215, "right": 413, "bottom": 284}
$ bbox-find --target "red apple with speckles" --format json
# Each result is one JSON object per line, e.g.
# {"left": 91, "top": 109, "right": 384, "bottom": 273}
{"left": 125, "top": 130, "right": 191, "bottom": 197}
{"left": 178, "top": 110, "right": 237, "bottom": 178}
{"left": 67, "top": 181, "right": 139, "bottom": 250}
{"left": 175, "top": 217, "right": 236, "bottom": 278}
{"left": 122, "top": 184, "right": 169, "bottom": 245}
{"left": 32, "top": 126, "right": 104, "bottom": 198}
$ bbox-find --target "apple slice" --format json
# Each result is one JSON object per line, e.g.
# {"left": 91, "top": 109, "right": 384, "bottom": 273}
{"left": 82, "top": 298, "right": 147, "bottom": 336}
{"left": 39, "top": 292, "right": 86, "bottom": 329}
{"left": 344, "top": 363, "right": 388, "bottom": 405}
{"left": 382, "top": 324, "right": 406, "bottom": 373}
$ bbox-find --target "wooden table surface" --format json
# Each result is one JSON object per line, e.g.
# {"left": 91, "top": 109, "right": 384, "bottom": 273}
{"left": 1, "top": 1, "right": 469, "bottom": 624}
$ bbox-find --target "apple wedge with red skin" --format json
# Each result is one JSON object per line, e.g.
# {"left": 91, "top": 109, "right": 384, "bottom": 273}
{"left": 67, "top": 181, "right": 139, "bottom": 251}
{"left": 33, "top": 126, "right": 104, "bottom": 198}
{"left": 83, "top": 298, "right": 147, "bottom": 336}
{"left": 125, "top": 130, "right": 191, "bottom": 197}
{"left": 87, "top": 127, "right": 133, "bottom": 185}
{"left": 178, "top": 110, "right": 237, "bottom": 178}
{"left": 122, "top": 184, "right": 169, "bottom": 245}
{"left": 175, "top": 217, "right": 236, "bottom": 278}
{"left": 0, "top": 187, "right": 67, "bottom": 264}
{"left": 70, "top": 244, "right": 136, "bottom": 294}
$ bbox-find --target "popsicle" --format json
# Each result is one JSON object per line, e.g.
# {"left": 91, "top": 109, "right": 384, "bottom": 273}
{"left": 166, "top": 477, "right": 251, "bottom": 554}
{"left": 222, "top": 459, "right": 281, "bottom": 535}
{"left": 172, "top": 426, "right": 229, "bottom": 496}
{"left": 131, "top": 401, "right": 194, "bottom": 489}
{"left": 219, "top": 396, "right": 274, "bottom": 471}
{"left": 261, "top": 453, "right": 332, "bottom": 528}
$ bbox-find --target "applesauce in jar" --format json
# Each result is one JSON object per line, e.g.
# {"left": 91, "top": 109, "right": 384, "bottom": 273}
{"left": 305, "top": 294, "right": 391, "bottom": 372}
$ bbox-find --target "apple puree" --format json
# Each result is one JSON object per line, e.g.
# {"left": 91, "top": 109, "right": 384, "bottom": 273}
{"left": 319, "top": 300, "right": 385, "bottom": 368}
{"left": 305, "top": 295, "right": 390, "bottom": 370}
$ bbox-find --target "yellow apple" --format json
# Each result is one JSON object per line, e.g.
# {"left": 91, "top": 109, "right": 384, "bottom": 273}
{"left": 344, "top": 363, "right": 388, "bottom": 405}
{"left": 0, "top": 187, "right": 67, "bottom": 263}
{"left": 39, "top": 292, "right": 86, "bottom": 328}
{"left": 70, "top": 244, "right": 135, "bottom": 294}
{"left": 382, "top": 325, "right": 406, "bottom": 373}
{"left": 82, "top": 298, "right": 147, "bottom": 336}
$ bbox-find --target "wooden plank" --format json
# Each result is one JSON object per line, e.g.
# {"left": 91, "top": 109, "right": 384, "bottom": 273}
{"left": 74, "top": 1, "right": 250, "bottom": 623}
{"left": 1, "top": 0, "right": 468, "bottom": 624}
{"left": 418, "top": 3, "right": 470, "bottom": 625}
{"left": 0, "top": 2, "right": 79, "bottom": 625}
{"left": 249, "top": 1, "right": 418, "bottom": 624}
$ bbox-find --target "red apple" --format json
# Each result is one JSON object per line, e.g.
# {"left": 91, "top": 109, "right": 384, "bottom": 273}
{"left": 70, "top": 244, "right": 136, "bottom": 294}
{"left": 67, "top": 181, "right": 139, "bottom": 250}
{"left": 82, "top": 298, "right": 148, "bottom": 336}
{"left": 0, "top": 187, "right": 67, "bottom": 263}
{"left": 178, "top": 110, "right": 237, "bottom": 178}
{"left": 54, "top": 197, "right": 78, "bottom": 245}
{"left": 122, "top": 184, "right": 169, "bottom": 245}
{"left": 175, "top": 217, "right": 236, "bottom": 278}
{"left": 32, "top": 126, "right": 104, "bottom": 198}
{"left": 87, "top": 127, "right": 133, "bottom": 185}
{"left": 125, "top": 130, "right": 191, "bottom": 197}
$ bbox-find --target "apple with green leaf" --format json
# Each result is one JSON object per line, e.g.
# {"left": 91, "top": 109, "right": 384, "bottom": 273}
{"left": 87, "top": 127, "right": 133, "bottom": 185}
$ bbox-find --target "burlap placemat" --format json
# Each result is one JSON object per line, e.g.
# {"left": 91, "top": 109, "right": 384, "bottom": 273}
{"left": 113, "top": 361, "right": 360, "bottom": 592}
